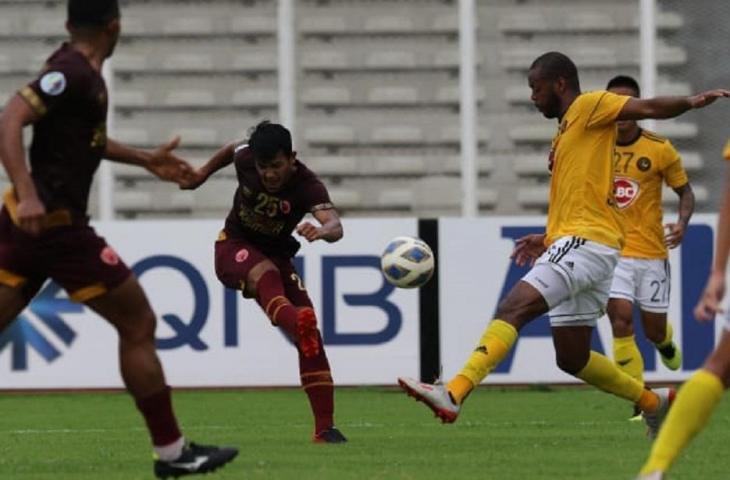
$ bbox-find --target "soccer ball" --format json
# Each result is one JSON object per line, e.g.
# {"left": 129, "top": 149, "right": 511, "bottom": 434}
{"left": 380, "top": 236, "right": 435, "bottom": 288}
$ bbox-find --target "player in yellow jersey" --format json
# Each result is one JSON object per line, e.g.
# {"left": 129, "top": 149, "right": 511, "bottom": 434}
{"left": 636, "top": 143, "right": 730, "bottom": 479}
{"left": 397, "top": 52, "right": 729, "bottom": 440}
{"left": 604, "top": 75, "right": 695, "bottom": 420}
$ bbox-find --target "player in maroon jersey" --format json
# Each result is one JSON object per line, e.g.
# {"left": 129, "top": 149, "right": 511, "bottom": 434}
{"left": 0, "top": 0, "right": 237, "bottom": 477}
{"left": 181, "top": 121, "right": 347, "bottom": 443}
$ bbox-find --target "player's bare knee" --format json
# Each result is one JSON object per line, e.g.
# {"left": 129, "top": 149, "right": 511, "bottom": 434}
{"left": 610, "top": 317, "right": 634, "bottom": 337}
{"left": 495, "top": 298, "right": 533, "bottom": 331}
{"left": 555, "top": 350, "right": 588, "bottom": 375}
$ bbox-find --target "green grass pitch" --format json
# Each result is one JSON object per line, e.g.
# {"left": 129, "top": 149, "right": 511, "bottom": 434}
{"left": 0, "top": 387, "right": 728, "bottom": 479}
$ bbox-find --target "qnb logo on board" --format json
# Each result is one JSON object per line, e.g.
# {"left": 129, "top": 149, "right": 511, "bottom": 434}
{"left": 0, "top": 254, "right": 404, "bottom": 371}
{"left": 0, "top": 283, "right": 83, "bottom": 371}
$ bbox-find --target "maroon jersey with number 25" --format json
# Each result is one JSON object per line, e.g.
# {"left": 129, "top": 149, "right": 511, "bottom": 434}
{"left": 224, "top": 144, "right": 334, "bottom": 258}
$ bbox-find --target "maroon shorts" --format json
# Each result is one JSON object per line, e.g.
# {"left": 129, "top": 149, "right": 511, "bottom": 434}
{"left": 215, "top": 230, "right": 312, "bottom": 307}
{"left": 0, "top": 208, "right": 131, "bottom": 303}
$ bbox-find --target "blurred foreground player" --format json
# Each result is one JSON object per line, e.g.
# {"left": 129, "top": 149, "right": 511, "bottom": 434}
{"left": 636, "top": 141, "right": 730, "bottom": 479}
{"left": 181, "top": 121, "right": 347, "bottom": 443}
{"left": 0, "top": 0, "right": 237, "bottom": 477}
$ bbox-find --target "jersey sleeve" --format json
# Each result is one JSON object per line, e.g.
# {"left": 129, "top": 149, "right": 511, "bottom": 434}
{"left": 302, "top": 179, "right": 334, "bottom": 212}
{"left": 584, "top": 91, "right": 631, "bottom": 129}
{"left": 18, "top": 60, "right": 86, "bottom": 118}
{"left": 661, "top": 140, "right": 689, "bottom": 188}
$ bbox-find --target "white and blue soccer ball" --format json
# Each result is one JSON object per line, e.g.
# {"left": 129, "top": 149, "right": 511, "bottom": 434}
{"left": 380, "top": 236, "right": 435, "bottom": 288}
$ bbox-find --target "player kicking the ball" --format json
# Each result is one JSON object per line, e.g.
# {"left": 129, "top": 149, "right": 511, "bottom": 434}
{"left": 398, "top": 52, "right": 729, "bottom": 440}
{"left": 180, "top": 121, "right": 347, "bottom": 443}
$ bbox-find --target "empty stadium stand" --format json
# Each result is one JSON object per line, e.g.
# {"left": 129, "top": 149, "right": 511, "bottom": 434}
{"left": 0, "top": 0, "right": 710, "bottom": 218}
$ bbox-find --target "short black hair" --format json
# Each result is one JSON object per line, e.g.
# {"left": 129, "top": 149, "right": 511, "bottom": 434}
{"left": 606, "top": 75, "right": 641, "bottom": 97}
{"left": 530, "top": 51, "right": 580, "bottom": 91}
{"left": 248, "top": 121, "right": 293, "bottom": 163}
{"left": 68, "top": 0, "right": 120, "bottom": 28}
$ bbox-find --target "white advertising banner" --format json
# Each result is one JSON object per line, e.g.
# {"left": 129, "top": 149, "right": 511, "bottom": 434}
{"left": 439, "top": 214, "right": 722, "bottom": 384}
{"left": 0, "top": 218, "right": 420, "bottom": 389}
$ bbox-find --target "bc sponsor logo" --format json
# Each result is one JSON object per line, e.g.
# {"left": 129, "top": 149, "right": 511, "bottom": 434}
{"left": 614, "top": 176, "right": 640, "bottom": 209}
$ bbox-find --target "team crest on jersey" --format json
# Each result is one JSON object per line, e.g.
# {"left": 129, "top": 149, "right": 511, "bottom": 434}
{"left": 637, "top": 157, "right": 652, "bottom": 172}
{"left": 280, "top": 200, "right": 291, "bottom": 214}
{"left": 100, "top": 246, "right": 120, "bottom": 266}
{"left": 614, "top": 177, "right": 640, "bottom": 209}
{"left": 235, "top": 248, "right": 249, "bottom": 263}
{"left": 40, "top": 71, "right": 66, "bottom": 96}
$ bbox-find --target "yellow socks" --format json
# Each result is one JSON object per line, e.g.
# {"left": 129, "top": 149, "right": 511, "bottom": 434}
{"left": 576, "top": 351, "right": 646, "bottom": 403}
{"left": 448, "top": 319, "right": 517, "bottom": 404}
{"left": 640, "top": 370, "right": 724, "bottom": 475}
{"left": 613, "top": 335, "right": 644, "bottom": 384}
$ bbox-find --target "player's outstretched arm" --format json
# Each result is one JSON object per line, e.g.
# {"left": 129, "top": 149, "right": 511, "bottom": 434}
{"left": 618, "top": 89, "right": 730, "bottom": 121}
{"left": 0, "top": 94, "right": 46, "bottom": 235}
{"left": 179, "top": 142, "right": 236, "bottom": 190}
{"left": 296, "top": 208, "right": 343, "bottom": 243}
{"left": 105, "top": 136, "right": 194, "bottom": 185}
{"left": 665, "top": 183, "right": 695, "bottom": 249}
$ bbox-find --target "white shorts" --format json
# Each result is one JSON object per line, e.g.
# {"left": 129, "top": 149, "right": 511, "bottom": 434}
{"left": 523, "top": 236, "right": 620, "bottom": 327}
{"left": 609, "top": 257, "right": 670, "bottom": 314}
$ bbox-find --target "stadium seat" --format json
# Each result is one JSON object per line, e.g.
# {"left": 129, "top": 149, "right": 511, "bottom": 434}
{"left": 114, "top": 90, "right": 148, "bottom": 108}
{"left": 115, "top": 191, "right": 153, "bottom": 211}
{"left": 367, "top": 86, "right": 419, "bottom": 105}
{"left": 435, "top": 85, "right": 486, "bottom": 105}
{"left": 114, "top": 128, "right": 150, "bottom": 146}
{"left": 517, "top": 186, "right": 550, "bottom": 208}
{"left": 365, "top": 51, "right": 418, "bottom": 70}
{"left": 299, "top": 16, "right": 348, "bottom": 35}
{"left": 229, "top": 16, "right": 277, "bottom": 35}
{"left": 175, "top": 127, "right": 218, "bottom": 147}
{"left": 232, "top": 52, "right": 277, "bottom": 73}
{"left": 304, "top": 125, "right": 356, "bottom": 145}
{"left": 164, "top": 89, "right": 216, "bottom": 107}
{"left": 431, "top": 14, "right": 459, "bottom": 33}
{"left": 27, "top": 17, "right": 65, "bottom": 36}
{"left": 478, "top": 189, "right": 499, "bottom": 209}
{"left": 363, "top": 16, "right": 414, "bottom": 33}
{"left": 162, "top": 53, "right": 214, "bottom": 72}
{"left": 301, "top": 50, "right": 350, "bottom": 70}
{"left": 162, "top": 17, "right": 214, "bottom": 35}
{"left": 305, "top": 156, "right": 359, "bottom": 176}
{"left": 378, "top": 189, "right": 413, "bottom": 209}
{"left": 373, "top": 156, "right": 426, "bottom": 175}
{"left": 662, "top": 185, "right": 708, "bottom": 205}
{"left": 371, "top": 125, "right": 424, "bottom": 145}
{"left": 231, "top": 88, "right": 278, "bottom": 108}
{"left": 302, "top": 86, "right": 352, "bottom": 106}
{"left": 328, "top": 188, "right": 362, "bottom": 209}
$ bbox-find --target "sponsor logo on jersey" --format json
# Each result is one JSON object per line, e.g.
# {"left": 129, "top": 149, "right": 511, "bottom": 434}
{"left": 235, "top": 248, "right": 249, "bottom": 263}
{"left": 100, "top": 246, "right": 120, "bottom": 266}
{"left": 39, "top": 71, "right": 67, "bottom": 96}
{"left": 614, "top": 176, "right": 640, "bottom": 209}
{"left": 280, "top": 200, "right": 291, "bottom": 214}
